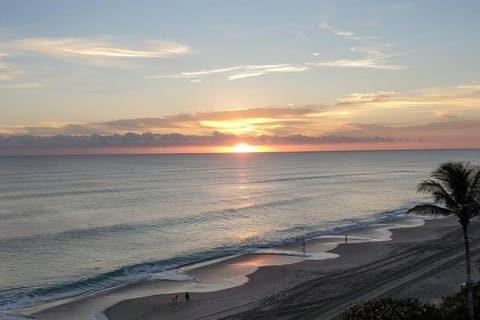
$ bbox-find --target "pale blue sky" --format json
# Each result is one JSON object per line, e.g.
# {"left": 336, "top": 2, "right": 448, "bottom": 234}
{"left": 0, "top": 1, "right": 479, "bottom": 151}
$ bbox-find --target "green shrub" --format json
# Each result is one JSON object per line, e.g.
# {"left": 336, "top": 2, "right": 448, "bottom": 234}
{"left": 440, "top": 283, "right": 480, "bottom": 319}
{"left": 342, "top": 298, "right": 443, "bottom": 320}
{"left": 342, "top": 283, "right": 480, "bottom": 320}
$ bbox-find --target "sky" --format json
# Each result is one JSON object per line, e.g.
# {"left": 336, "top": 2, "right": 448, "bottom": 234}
{"left": 0, "top": 0, "right": 479, "bottom": 154}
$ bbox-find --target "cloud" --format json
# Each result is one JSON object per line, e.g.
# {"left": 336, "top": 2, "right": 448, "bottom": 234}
{"left": 0, "top": 82, "right": 44, "bottom": 89}
{"left": 457, "top": 84, "right": 480, "bottom": 90}
{"left": 0, "top": 53, "right": 23, "bottom": 80}
{"left": 0, "top": 52, "right": 45, "bottom": 88}
{"left": 0, "top": 71, "right": 23, "bottom": 80}
{"left": 4, "top": 118, "right": 480, "bottom": 155}
{"left": 308, "top": 59, "right": 404, "bottom": 70}
{"left": 149, "top": 46, "right": 403, "bottom": 81}
{"left": 334, "top": 120, "right": 480, "bottom": 146}
{"left": 228, "top": 72, "right": 265, "bottom": 80}
{"left": 149, "top": 63, "right": 308, "bottom": 81}
{"left": 319, "top": 22, "right": 358, "bottom": 39}
{"left": 1, "top": 107, "right": 316, "bottom": 136}
{"left": 435, "top": 111, "right": 457, "bottom": 119}
{"left": 2, "top": 84, "right": 479, "bottom": 152}
{"left": 0, "top": 132, "right": 403, "bottom": 155}
{"left": 325, "top": 87, "right": 480, "bottom": 144}
{"left": 335, "top": 91, "right": 400, "bottom": 104}
{"left": 227, "top": 65, "right": 308, "bottom": 80}
{"left": 149, "top": 44, "right": 403, "bottom": 82}
{"left": 318, "top": 22, "right": 378, "bottom": 40}
{"left": 315, "top": 23, "right": 405, "bottom": 70}
{"left": 160, "top": 66, "right": 244, "bottom": 78}
{"left": 307, "top": 46, "right": 405, "bottom": 70}
{"left": 7, "top": 38, "right": 190, "bottom": 66}
{"left": 336, "top": 86, "right": 480, "bottom": 109}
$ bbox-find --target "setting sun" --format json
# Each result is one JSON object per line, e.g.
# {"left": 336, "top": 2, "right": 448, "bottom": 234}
{"left": 229, "top": 143, "right": 258, "bottom": 153}
{"left": 212, "top": 143, "right": 271, "bottom": 153}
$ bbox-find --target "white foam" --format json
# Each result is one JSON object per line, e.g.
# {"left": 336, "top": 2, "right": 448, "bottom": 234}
{"left": 0, "top": 314, "right": 36, "bottom": 320}
{"left": 150, "top": 270, "right": 195, "bottom": 282}
{"left": 94, "top": 312, "right": 108, "bottom": 320}
{"left": 253, "top": 249, "right": 310, "bottom": 257}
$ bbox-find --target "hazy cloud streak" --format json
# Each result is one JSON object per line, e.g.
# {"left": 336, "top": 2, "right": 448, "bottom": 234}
{"left": 319, "top": 22, "right": 357, "bottom": 39}
{"left": 318, "top": 22, "right": 378, "bottom": 40}
{"left": 0, "top": 71, "right": 23, "bottom": 81}
{"left": 7, "top": 38, "right": 190, "bottom": 66}
{"left": 0, "top": 82, "right": 44, "bottom": 89}
{"left": 149, "top": 45, "right": 403, "bottom": 81}
{"left": 307, "top": 46, "right": 405, "bottom": 70}
{"left": 149, "top": 64, "right": 308, "bottom": 81}
{"left": 0, "top": 53, "right": 23, "bottom": 80}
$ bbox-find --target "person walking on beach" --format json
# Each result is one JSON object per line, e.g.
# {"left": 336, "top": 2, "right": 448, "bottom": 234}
{"left": 185, "top": 292, "right": 190, "bottom": 302}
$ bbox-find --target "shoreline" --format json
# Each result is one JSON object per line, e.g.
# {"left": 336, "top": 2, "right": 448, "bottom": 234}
{"left": 101, "top": 215, "right": 477, "bottom": 320}
{"left": 27, "top": 213, "right": 453, "bottom": 320}
{"left": 8, "top": 208, "right": 410, "bottom": 318}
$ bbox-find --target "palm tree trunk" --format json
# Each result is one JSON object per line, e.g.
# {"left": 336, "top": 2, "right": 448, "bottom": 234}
{"left": 462, "top": 222, "right": 475, "bottom": 320}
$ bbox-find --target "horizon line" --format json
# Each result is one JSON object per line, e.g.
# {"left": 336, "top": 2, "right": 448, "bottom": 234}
{"left": 2, "top": 146, "right": 479, "bottom": 158}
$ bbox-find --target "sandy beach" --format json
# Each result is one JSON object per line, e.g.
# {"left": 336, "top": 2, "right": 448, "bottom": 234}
{"left": 30, "top": 215, "right": 480, "bottom": 320}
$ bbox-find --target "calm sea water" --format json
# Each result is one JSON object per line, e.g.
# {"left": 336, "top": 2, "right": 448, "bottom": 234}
{"left": 1, "top": 149, "right": 479, "bottom": 316}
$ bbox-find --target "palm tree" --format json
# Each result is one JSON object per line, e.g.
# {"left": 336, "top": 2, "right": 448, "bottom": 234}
{"left": 408, "top": 162, "right": 480, "bottom": 320}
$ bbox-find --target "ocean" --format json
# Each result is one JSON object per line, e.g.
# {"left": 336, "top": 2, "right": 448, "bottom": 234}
{"left": 1, "top": 149, "right": 479, "bottom": 318}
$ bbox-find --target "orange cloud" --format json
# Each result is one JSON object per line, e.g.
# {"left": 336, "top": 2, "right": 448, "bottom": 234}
{"left": 1, "top": 84, "right": 480, "bottom": 154}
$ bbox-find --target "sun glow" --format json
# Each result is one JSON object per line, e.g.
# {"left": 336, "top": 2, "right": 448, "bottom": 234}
{"left": 211, "top": 143, "right": 272, "bottom": 153}
{"left": 229, "top": 143, "right": 258, "bottom": 153}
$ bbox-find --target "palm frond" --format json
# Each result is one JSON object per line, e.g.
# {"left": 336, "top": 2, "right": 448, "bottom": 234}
{"left": 432, "top": 162, "right": 471, "bottom": 205}
{"left": 417, "top": 179, "right": 457, "bottom": 208}
{"left": 469, "top": 169, "right": 480, "bottom": 193}
{"left": 407, "top": 204, "right": 453, "bottom": 216}
{"left": 467, "top": 200, "right": 480, "bottom": 220}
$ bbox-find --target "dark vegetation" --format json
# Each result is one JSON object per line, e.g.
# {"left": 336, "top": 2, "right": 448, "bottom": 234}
{"left": 342, "top": 298, "right": 441, "bottom": 320}
{"left": 342, "top": 282, "right": 480, "bottom": 320}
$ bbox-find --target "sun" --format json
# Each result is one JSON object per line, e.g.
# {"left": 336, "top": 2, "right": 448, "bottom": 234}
{"left": 214, "top": 143, "right": 270, "bottom": 153}
{"left": 229, "top": 143, "right": 258, "bottom": 153}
